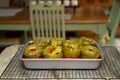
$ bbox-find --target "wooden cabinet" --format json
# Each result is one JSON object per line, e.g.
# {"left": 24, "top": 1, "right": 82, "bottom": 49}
{"left": 97, "top": 0, "right": 113, "bottom": 6}
{"left": 78, "top": 0, "right": 112, "bottom": 7}
{"left": 0, "top": 0, "right": 9, "bottom": 7}
{"left": 60, "top": 0, "right": 112, "bottom": 7}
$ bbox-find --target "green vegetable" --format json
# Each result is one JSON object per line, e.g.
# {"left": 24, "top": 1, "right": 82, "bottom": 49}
{"left": 81, "top": 45, "right": 100, "bottom": 58}
{"left": 50, "top": 38, "right": 64, "bottom": 46}
{"left": 33, "top": 39, "right": 49, "bottom": 47}
{"left": 63, "top": 40, "right": 81, "bottom": 57}
{"left": 78, "top": 37, "right": 96, "bottom": 46}
{"left": 24, "top": 44, "right": 43, "bottom": 58}
{"left": 43, "top": 46, "right": 63, "bottom": 58}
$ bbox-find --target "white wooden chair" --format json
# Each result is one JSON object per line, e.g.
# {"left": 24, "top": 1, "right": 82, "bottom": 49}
{"left": 29, "top": 2, "right": 65, "bottom": 40}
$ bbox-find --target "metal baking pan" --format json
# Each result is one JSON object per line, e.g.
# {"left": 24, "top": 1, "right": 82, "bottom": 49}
{"left": 21, "top": 41, "right": 104, "bottom": 69}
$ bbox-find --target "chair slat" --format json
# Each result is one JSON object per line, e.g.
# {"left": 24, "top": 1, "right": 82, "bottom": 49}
{"left": 52, "top": 10, "right": 56, "bottom": 38}
{"left": 44, "top": 10, "right": 49, "bottom": 38}
{"left": 40, "top": 10, "right": 44, "bottom": 38}
{"left": 61, "top": 9, "right": 65, "bottom": 39}
{"left": 48, "top": 10, "right": 52, "bottom": 38}
{"left": 35, "top": 10, "right": 40, "bottom": 37}
{"left": 57, "top": 10, "right": 60, "bottom": 37}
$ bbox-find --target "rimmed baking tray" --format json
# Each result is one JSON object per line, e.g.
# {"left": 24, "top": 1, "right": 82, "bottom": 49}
{"left": 21, "top": 41, "right": 104, "bottom": 69}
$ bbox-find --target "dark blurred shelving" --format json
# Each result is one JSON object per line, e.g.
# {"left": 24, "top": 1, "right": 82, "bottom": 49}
{"left": 9, "top": 0, "right": 26, "bottom": 7}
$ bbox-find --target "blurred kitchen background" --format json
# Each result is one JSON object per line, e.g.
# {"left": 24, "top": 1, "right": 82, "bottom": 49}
{"left": 0, "top": 0, "right": 120, "bottom": 53}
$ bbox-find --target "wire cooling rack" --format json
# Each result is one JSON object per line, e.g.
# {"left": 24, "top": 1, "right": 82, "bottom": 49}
{"left": 0, "top": 46, "right": 120, "bottom": 80}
